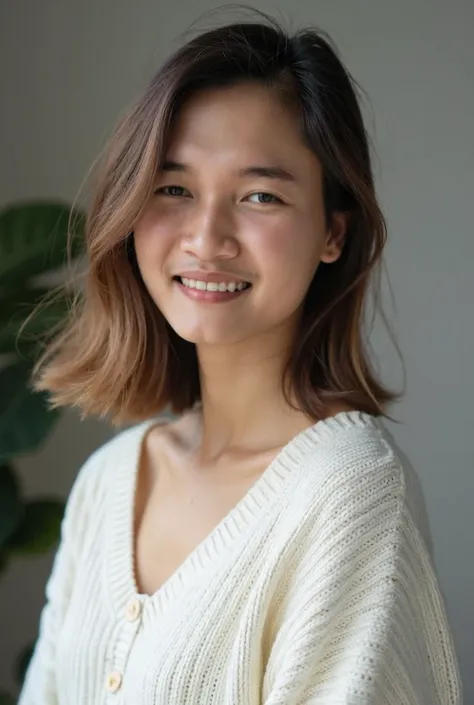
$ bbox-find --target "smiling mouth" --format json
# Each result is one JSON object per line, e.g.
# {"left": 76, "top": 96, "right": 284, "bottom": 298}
{"left": 173, "top": 276, "right": 251, "bottom": 293}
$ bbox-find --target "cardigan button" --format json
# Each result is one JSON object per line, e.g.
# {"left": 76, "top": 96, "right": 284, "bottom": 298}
{"left": 105, "top": 670, "right": 122, "bottom": 693}
{"left": 125, "top": 598, "right": 142, "bottom": 622}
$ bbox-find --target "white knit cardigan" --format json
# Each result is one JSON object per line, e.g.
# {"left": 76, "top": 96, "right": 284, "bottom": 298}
{"left": 19, "top": 411, "right": 462, "bottom": 704}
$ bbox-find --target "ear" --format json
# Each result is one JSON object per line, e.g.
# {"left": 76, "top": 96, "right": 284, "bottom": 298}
{"left": 320, "top": 211, "right": 350, "bottom": 264}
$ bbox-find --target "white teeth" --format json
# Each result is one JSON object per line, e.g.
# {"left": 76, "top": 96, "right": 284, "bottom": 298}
{"left": 179, "top": 277, "right": 249, "bottom": 293}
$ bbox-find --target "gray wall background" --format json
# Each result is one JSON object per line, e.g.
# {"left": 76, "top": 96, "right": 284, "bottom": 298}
{"left": 1, "top": 0, "right": 472, "bottom": 699}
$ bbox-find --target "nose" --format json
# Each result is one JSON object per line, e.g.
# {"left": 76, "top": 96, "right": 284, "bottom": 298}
{"left": 180, "top": 199, "right": 239, "bottom": 261}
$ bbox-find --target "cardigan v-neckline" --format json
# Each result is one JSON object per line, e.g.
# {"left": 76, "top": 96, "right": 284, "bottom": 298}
{"left": 106, "top": 409, "right": 379, "bottom": 613}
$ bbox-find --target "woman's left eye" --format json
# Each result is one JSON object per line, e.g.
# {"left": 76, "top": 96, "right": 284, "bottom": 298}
{"left": 247, "top": 192, "right": 283, "bottom": 205}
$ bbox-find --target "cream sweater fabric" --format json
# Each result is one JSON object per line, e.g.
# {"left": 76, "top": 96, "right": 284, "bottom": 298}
{"left": 19, "top": 411, "right": 461, "bottom": 704}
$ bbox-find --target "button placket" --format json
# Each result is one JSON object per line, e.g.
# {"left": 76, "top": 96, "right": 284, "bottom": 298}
{"left": 105, "top": 596, "right": 145, "bottom": 697}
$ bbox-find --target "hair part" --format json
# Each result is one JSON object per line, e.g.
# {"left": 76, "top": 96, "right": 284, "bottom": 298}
{"left": 33, "top": 8, "right": 400, "bottom": 424}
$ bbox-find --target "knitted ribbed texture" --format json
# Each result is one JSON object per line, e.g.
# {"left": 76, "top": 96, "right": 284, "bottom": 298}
{"left": 19, "top": 411, "right": 462, "bottom": 704}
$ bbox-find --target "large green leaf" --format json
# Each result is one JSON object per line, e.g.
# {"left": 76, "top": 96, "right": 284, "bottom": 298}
{"left": 0, "top": 463, "right": 23, "bottom": 551}
{"left": 0, "top": 288, "right": 71, "bottom": 355}
{"left": 5, "top": 499, "right": 64, "bottom": 556}
{"left": 0, "top": 362, "right": 59, "bottom": 461}
{"left": 0, "top": 202, "right": 85, "bottom": 286}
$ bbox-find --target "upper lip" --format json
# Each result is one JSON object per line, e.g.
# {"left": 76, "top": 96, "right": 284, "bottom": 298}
{"left": 174, "top": 271, "right": 251, "bottom": 284}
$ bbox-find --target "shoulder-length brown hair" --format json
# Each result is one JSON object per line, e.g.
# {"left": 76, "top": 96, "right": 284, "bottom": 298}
{"left": 34, "top": 11, "right": 400, "bottom": 425}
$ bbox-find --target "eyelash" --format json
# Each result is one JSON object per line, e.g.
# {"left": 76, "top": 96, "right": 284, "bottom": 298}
{"left": 154, "top": 185, "right": 283, "bottom": 205}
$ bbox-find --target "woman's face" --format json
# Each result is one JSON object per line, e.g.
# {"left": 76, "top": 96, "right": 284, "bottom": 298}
{"left": 134, "top": 82, "right": 346, "bottom": 347}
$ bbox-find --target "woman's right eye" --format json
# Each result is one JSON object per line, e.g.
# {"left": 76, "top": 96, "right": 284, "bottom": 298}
{"left": 154, "top": 185, "right": 188, "bottom": 197}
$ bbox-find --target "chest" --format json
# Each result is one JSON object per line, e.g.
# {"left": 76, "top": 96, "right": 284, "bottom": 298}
{"left": 133, "top": 456, "right": 265, "bottom": 596}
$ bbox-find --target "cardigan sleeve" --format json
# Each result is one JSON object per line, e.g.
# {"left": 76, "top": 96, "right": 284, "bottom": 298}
{"left": 262, "top": 456, "right": 462, "bottom": 705}
{"left": 17, "top": 452, "right": 100, "bottom": 705}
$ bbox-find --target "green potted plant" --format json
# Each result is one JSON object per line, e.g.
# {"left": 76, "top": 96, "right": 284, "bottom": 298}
{"left": 0, "top": 202, "right": 84, "bottom": 703}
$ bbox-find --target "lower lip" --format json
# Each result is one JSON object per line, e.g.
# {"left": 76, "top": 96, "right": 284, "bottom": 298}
{"left": 175, "top": 280, "right": 251, "bottom": 303}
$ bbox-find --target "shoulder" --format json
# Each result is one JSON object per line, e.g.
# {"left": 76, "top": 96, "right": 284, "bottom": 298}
{"left": 295, "top": 413, "right": 430, "bottom": 548}
{"left": 74, "top": 419, "right": 153, "bottom": 479}
{"left": 280, "top": 415, "right": 438, "bottom": 596}
{"left": 301, "top": 412, "right": 404, "bottom": 494}
{"left": 65, "top": 410, "right": 190, "bottom": 506}
{"left": 62, "top": 418, "right": 160, "bottom": 527}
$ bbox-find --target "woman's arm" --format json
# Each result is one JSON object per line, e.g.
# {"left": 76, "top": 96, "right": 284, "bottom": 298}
{"left": 262, "top": 455, "right": 462, "bottom": 705}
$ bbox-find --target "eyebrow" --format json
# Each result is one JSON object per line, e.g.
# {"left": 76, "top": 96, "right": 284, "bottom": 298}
{"left": 159, "top": 160, "right": 298, "bottom": 183}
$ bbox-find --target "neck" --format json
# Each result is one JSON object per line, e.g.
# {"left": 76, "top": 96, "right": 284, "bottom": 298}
{"left": 195, "top": 325, "right": 314, "bottom": 462}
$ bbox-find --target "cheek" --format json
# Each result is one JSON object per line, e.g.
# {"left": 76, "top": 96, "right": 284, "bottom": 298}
{"left": 133, "top": 212, "right": 174, "bottom": 284}
{"left": 244, "top": 218, "right": 323, "bottom": 329}
{"left": 255, "top": 225, "right": 322, "bottom": 295}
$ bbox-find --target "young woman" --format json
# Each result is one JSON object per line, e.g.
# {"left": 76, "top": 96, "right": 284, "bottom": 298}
{"left": 20, "top": 13, "right": 461, "bottom": 705}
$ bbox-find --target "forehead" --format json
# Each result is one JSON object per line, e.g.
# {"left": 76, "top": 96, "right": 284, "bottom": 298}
{"left": 164, "top": 83, "right": 318, "bottom": 174}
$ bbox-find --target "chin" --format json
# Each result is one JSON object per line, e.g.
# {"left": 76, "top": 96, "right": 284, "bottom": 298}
{"left": 171, "top": 321, "right": 248, "bottom": 347}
